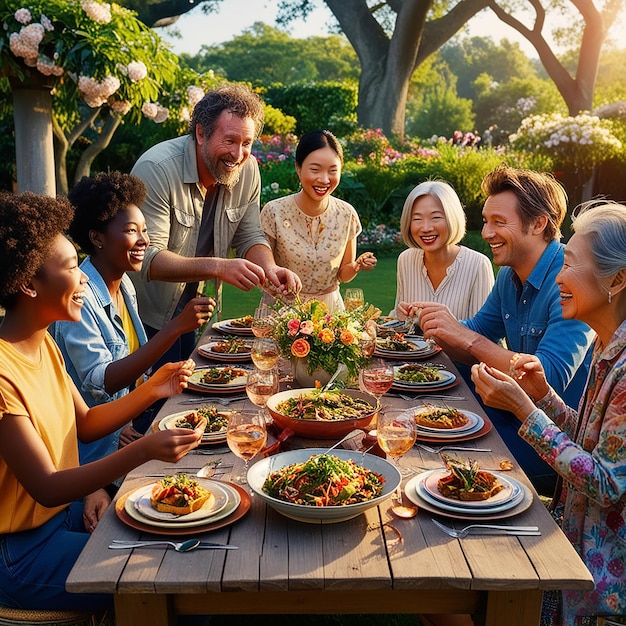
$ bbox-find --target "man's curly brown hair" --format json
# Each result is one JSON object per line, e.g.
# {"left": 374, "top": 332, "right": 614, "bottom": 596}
{"left": 68, "top": 171, "right": 147, "bottom": 255}
{"left": 0, "top": 191, "right": 74, "bottom": 310}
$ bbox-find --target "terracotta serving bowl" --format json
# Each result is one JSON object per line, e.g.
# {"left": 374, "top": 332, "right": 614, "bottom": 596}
{"left": 266, "top": 388, "right": 377, "bottom": 439}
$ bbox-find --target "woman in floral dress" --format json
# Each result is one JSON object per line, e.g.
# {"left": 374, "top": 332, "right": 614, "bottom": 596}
{"left": 260, "top": 130, "right": 376, "bottom": 312}
{"left": 471, "top": 201, "right": 626, "bottom": 625}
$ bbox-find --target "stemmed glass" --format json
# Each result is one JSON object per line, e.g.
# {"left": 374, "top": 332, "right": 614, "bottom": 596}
{"left": 376, "top": 408, "right": 417, "bottom": 479}
{"left": 226, "top": 409, "right": 267, "bottom": 485}
{"left": 344, "top": 288, "right": 364, "bottom": 311}
{"left": 251, "top": 304, "right": 275, "bottom": 338}
{"left": 251, "top": 337, "right": 280, "bottom": 371}
{"left": 360, "top": 358, "right": 394, "bottom": 408}
{"left": 245, "top": 367, "right": 280, "bottom": 424}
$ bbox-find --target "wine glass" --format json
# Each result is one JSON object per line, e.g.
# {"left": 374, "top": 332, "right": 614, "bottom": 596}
{"left": 344, "top": 288, "right": 364, "bottom": 311}
{"left": 360, "top": 358, "right": 394, "bottom": 407}
{"left": 251, "top": 337, "right": 280, "bottom": 371}
{"left": 376, "top": 408, "right": 417, "bottom": 479}
{"left": 251, "top": 304, "right": 275, "bottom": 338}
{"left": 226, "top": 409, "right": 267, "bottom": 485}
{"left": 245, "top": 367, "right": 280, "bottom": 424}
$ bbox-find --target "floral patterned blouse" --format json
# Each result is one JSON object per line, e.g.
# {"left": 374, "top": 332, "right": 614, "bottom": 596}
{"left": 260, "top": 194, "right": 361, "bottom": 312}
{"left": 519, "top": 319, "right": 626, "bottom": 624}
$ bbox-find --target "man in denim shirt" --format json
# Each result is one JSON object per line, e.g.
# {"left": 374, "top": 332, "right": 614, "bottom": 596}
{"left": 412, "top": 166, "right": 594, "bottom": 495}
{"left": 130, "top": 83, "right": 301, "bottom": 364}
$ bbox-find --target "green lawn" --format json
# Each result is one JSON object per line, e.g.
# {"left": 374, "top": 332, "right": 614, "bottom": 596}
{"left": 221, "top": 256, "right": 398, "bottom": 319}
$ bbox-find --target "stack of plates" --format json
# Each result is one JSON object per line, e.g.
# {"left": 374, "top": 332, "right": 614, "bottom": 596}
{"left": 414, "top": 407, "right": 484, "bottom": 440}
{"left": 187, "top": 365, "right": 251, "bottom": 394}
{"left": 391, "top": 366, "right": 457, "bottom": 392}
{"left": 157, "top": 410, "right": 228, "bottom": 445}
{"left": 405, "top": 469, "right": 532, "bottom": 520}
{"left": 213, "top": 318, "right": 254, "bottom": 336}
{"left": 197, "top": 340, "right": 253, "bottom": 363}
{"left": 115, "top": 478, "right": 251, "bottom": 535}
{"left": 374, "top": 337, "right": 440, "bottom": 360}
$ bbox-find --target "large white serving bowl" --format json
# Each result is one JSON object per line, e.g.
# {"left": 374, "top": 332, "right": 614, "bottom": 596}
{"left": 247, "top": 448, "right": 401, "bottom": 524}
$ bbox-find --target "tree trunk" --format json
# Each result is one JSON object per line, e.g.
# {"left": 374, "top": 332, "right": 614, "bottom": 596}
{"left": 10, "top": 75, "right": 56, "bottom": 196}
{"left": 72, "top": 112, "right": 122, "bottom": 186}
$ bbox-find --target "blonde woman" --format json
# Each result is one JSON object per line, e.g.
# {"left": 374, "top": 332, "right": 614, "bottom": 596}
{"left": 394, "top": 180, "right": 493, "bottom": 321}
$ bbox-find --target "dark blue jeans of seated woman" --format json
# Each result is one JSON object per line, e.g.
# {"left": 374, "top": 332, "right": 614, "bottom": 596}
{"left": 0, "top": 500, "right": 110, "bottom": 611}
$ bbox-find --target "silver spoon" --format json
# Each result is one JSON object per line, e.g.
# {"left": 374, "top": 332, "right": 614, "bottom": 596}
{"left": 322, "top": 362, "right": 347, "bottom": 391}
{"left": 108, "top": 539, "right": 200, "bottom": 552}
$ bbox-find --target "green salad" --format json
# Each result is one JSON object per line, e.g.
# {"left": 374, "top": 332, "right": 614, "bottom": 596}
{"left": 275, "top": 388, "right": 373, "bottom": 421}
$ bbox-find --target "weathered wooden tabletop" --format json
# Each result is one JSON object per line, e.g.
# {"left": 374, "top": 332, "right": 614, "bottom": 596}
{"left": 66, "top": 329, "right": 593, "bottom": 626}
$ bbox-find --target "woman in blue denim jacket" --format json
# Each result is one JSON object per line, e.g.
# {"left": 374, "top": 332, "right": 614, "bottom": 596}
{"left": 52, "top": 172, "right": 214, "bottom": 522}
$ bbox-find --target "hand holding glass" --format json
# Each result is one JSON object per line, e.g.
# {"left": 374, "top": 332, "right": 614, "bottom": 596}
{"left": 226, "top": 410, "right": 267, "bottom": 485}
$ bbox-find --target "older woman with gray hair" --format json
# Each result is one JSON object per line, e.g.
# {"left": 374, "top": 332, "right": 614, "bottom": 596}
{"left": 394, "top": 180, "right": 494, "bottom": 320}
{"left": 471, "top": 200, "right": 626, "bottom": 625}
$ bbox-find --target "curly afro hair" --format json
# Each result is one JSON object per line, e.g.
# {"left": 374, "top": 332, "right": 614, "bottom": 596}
{"left": 68, "top": 171, "right": 147, "bottom": 255}
{"left": 0, "top": 191, "right": 74, "bottom": 310}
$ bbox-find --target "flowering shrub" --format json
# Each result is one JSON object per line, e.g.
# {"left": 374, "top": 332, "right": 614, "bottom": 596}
{"left": 509, "top": 113, "right": 622, "bottom": 173}
{"left": 272, "top": 298, "right": 379, "bottom": 380}
{"left": 358, "top": 224, "right": 403, "bottom": 255}
{"left": 253, "top": 133, "right": 298, "bottom": 164}
{"left": 0, "top": 1, "right": 189, "bottom": 122}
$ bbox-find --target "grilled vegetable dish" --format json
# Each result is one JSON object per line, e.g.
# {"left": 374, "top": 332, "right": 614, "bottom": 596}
{"left": 263, "top": 453, "right": 385, "bottom": 506}
{"left": 275, "top": 388, "right": 374, "bottom": 421}
{"left": 229, "top": 315, "right": 254, "bottom": 328}
{"left": 395, "top": 363, "right": 441, "bottom": 383}
{"left": 209, "top": 338, "right": 251, "bottom": 354}
{"left": 201, "top": 366, "right": 247, "bottom": 384}
{"left": 376, "top": 334, "right": 416, "bottom": 351}
{"left": 174, "top": 407, "right": 229, "bottom": 434}
{"left": 437, "top": 454, "right": 503, "bottom": 501}
{"left": 150, "top": 473, "right": 211, "bottom": 515}
{"left": 415, "top": 406, "right": 469, "bottom": 429}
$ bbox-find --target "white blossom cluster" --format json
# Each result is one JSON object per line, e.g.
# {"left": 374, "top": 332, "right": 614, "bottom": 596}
{"left": 9, "top": 23, "right": 44, "bottom": 66}
{"left": 510, "top": 113, "right": 622, "bottom": 168}
{"left": 80, "top": 0, "right": 111, "bottom": 24}
{"left": 186, "top": 85, "right": 205, "bottom": 109}
{"left": 36, "top": 54, "right": 63, "bottom": 76}
{"left": 142, "top": 101, "right": 169, "bottom": 123}
{"left": 78, "top": 74, "right": 121, "bottom": 107}
{"left": 127, "top": 60, "right": 147, "bottom": 82}
{"left": 109, "top": 99, "right": 132, "bottom": 115}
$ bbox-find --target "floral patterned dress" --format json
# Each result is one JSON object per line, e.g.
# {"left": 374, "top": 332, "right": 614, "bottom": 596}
{"left": 260, "top": 194, "right": 361, "bottom": 312}
{"left": 520, "top": 319, "right": 626, "bottom": 624}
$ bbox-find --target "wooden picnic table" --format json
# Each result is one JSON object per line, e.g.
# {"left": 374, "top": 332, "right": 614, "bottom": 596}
{"left": 66, "top": 326, "right": 593, "bottom": 626}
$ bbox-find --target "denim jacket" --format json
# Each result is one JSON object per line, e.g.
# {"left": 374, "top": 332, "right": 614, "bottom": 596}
{"left": 51, "top": 258, "right": 148, "bottom": 464}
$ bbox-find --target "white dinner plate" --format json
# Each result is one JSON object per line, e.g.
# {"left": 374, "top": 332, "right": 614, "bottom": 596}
{"left": 213, "top": 318, "right": 254, "bottom": 336}
{"left": 157, "top": 410, "right": 228, "bottom": 443}
{"left": 413, "top": 408, "right": 483, "bottom": 435}
{"left": 188, "top": 365, "right": 251, "bottom": 391}
{"left": 197, "top": 341, "right": 253, "bottom": 363}
{"left": 392, "top": 367, "right": 456, "bottom": 388}
{"left": 420, "top": 469, "right": 521, "bottom": 509}
{"left": 134, "top": 480, "right": 230, "bottom": 522}
{"left": 406, "top": 470, "right": 526, "bottom": 516}
{"left": 124, "top": 479, "right": 241, "bottom": 529}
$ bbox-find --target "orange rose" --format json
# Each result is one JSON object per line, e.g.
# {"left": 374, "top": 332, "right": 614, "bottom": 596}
{"left": 291, "top": 338, "right": 311, "bottom": 358}
{"left": 340, "top": 329, "right": 355, "bottom": 345}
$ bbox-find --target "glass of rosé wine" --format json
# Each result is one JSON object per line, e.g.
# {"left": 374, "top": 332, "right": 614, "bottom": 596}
{"left": 226, "top": 409, "right": 267, "bottom": 485}
{"left": 245, "top": 367, "right": 279, "bottom": 424}
{"left": 360, "top": 358, "right": 394, "bottom": 407}
{"left": 376, "top": 408, "right": 417, "bottom": 480}
{"left": 251, "top": 337, "right": 280, "bottom": 371}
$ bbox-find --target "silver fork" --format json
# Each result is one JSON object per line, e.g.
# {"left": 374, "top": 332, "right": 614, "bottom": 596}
{"left": 417, "top": 443, "right": 491, "bottom": 454}
{"left": 399, "top": 394, "right": 466, "bottom": 401}
{"left": 431, "top": 519, "right": 540, "bottom": 538}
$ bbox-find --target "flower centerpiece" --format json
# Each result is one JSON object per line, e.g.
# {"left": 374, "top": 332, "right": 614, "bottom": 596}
{"left": 272, "top": 298, "right": 379, "bottom": 386}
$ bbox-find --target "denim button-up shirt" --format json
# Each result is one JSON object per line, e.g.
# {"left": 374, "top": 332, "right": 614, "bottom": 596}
{"left": 51, "top": 257, "right": 148, "bottom": 464}
{"left": 462, "top": 240, "right": 594, "bottom": 406}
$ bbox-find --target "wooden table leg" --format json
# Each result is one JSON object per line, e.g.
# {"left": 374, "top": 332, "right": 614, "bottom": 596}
{"left": 114, "top": 595, "right": 175, "bottom": 626}
{"left": 483, "top": 589, "right": 543, "bottom": 626}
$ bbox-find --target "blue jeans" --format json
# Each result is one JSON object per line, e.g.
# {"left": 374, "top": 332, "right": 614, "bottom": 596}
{"left": 0, "top": 501, "right": 111, "bottom": 611}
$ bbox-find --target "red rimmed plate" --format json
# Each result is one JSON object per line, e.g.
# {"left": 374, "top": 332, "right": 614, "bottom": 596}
{"left": 197, "top": 340, "right": 253, "bottom": 363}
{"left": 187, "top": 365, "right": 251, "bottom": 394}
{"left": 115, "top": 480, "right": 250, "bottom": 536}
